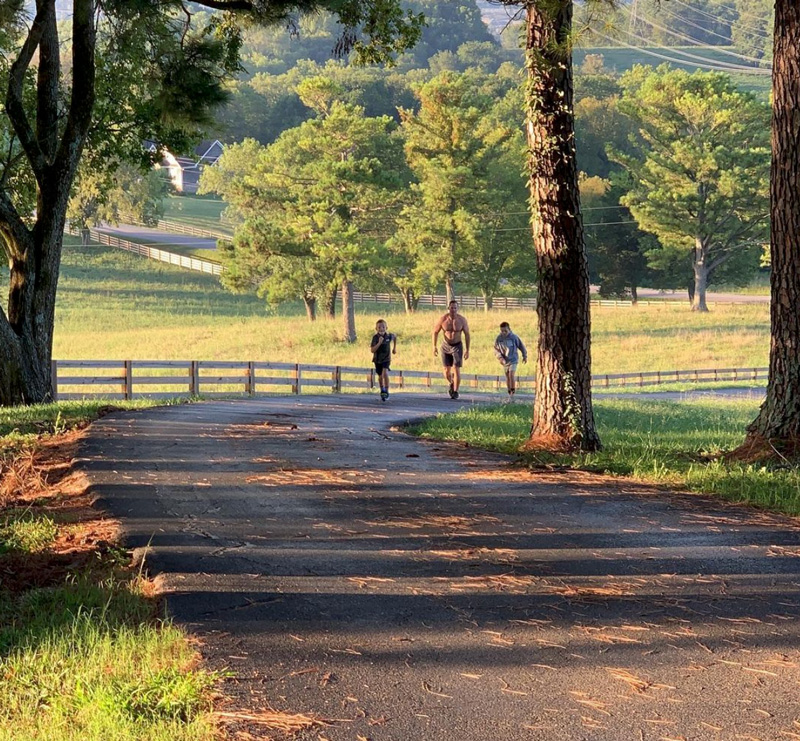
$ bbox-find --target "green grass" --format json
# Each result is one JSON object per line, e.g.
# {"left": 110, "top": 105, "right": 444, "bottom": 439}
{"left": 0, "top": 577, "right": 217, "bottom": 741}
{"left": 52, "top": 239, "right": 772, "bottom": 377}
{"left": 0, "top": 511, "right": 58, "bottom": 554}
{"left": 0, "top": 399, "right": 186, "bottom": 453}
{"left": 410, "top": 398, "right": 800, "bottom": 515}
{"left": 161, "top": 195, "right": 232, "bottom": 236}
{"left": 0, "top": 400, "right": 219, "bottom": 740}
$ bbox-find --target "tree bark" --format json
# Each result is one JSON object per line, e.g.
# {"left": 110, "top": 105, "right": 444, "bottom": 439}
{"left": 303, "top": 294, "right": 316, "bottom": 322}
{"left": 740, "top": 0, "right": 800, "bottom": 456}
{"left": 324, "top": 288, "right": 336, "bottom": 319}
{"left": 401, "top": 287, "right": 416, "bottom": 314}
{"left": 524, "top": 0, "right": 600, "bottom": 452}
{"left": 0, "top": 0, "right": 96, "bottom": 406}
{"left": 692, "top": 240, "right": 710, "bottom": 312}
{"left": 483, "top": 292, "right": 493, "bottom": 312}
{"left": 342, "top": 279, "right": 357, "bottom": 343}
{"left": 630, "top": 284, "right": 638, "bottom": 304}
{"left": 445, "top": 273, "right": 456, "bottom": 305}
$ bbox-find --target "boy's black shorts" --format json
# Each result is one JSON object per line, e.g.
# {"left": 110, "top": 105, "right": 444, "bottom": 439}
{"left": 374, "top": 361, "right": 391, "bottom": 373}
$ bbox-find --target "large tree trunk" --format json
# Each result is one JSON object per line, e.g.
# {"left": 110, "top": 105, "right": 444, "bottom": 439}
{"left": 342, "top": 279, "right": 357, "bottom": 343}
{"left": 740, "top": 0, "right": 800, "bottom": 457}
{"left": 482, "top": 291, "right": 493, "bottom": 312}
{"left": 692, "top": 241, "right": 710, "bottom": 312}
{"left": 303, "top": 294, "right": 316, "bottom": 322}
{"left": 524, "top": 0, "right": 600, "bottom": 452}
{"left": 630, "top": 284, "right": 638, "bottom": 304}
{"left": 0, "top": 0, "right": 96, "bottom": 406}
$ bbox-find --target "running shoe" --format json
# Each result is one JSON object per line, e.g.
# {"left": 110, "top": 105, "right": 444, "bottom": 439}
{"left": 448, "top": 383, "right": 455, "bottom": 399}
{"left": 452, "top": 390, "right": 459, "bottom": 400}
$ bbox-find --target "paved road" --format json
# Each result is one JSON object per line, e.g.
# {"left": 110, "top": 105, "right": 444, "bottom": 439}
{"left": 79, "top": 393, "right": 800, "bottom": 740}
{"left": 95, "top": 223, "right": 218, "bottom": 251}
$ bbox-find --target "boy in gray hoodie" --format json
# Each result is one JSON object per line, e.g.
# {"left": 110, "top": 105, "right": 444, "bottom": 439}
{"left": 494, "top": 322, "right": 527, "bottom": 400}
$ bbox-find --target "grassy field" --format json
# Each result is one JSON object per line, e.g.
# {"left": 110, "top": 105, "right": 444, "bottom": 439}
{"left": 52, "top": 240, "right": 770, "bottom": 377}
{"left": 574, "top": 46, "right": 772, "bottom": 97}
{"left": 0, "top": 400, "right": 218, "bottom": 741}
{"left": 410, "top": 398, "right": 800, "bottom": 515}
{"left": 162, "top": 195, "right": 232, "bottom": 236}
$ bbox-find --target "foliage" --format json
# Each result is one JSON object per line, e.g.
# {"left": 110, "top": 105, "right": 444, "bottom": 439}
{"left": 200, "top": 100, "right": 409, "bottom": 330}
{"left": 581, "top": 175, "right": 652, "bottom": 299}
{"left": 392, "top": 70, "right": 532, "bottom": 302}
{"left": 67, "top": 164, "right": 166, "bottom": 234}
{"left": 611, "top": 65, "right": 770, "bottom": 308}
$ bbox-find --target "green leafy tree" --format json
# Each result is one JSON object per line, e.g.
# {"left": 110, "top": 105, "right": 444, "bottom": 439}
{"left": 68, "top": 164, "right": 166, "bottom": 244}
{"left": 0, "top": 1, "right": 421, "bottom": 405}
{"left": 581, "top": 175, "right": 651, "bottom": 301}
{"left": 611, "top": 65, "right": 770, "bottom": 312}
{"left": 395, "top": 70, "right": 524, "bottom": 304}
{"left": 201, "top": 101, "right": 409, "bottom": 341}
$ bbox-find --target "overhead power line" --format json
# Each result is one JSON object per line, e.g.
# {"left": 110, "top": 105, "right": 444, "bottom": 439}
{"left": 617, "top": 4, "right": 770, "bottom": 67}
{"left": 668, "top": 0, "right": 772, "bottom": 39}
{"left": 589, "top": 29, "right": 771, "bottom": 76}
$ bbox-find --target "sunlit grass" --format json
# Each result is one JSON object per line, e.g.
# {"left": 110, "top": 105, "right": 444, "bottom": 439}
{"left": 0, "top": 578, "right": 218, "bottom": 741}
{"left": 410, "top": 398, "right": 800, "bottom": 515}
{"left": 52, "top": 241, "right": 771, "bottom": 377}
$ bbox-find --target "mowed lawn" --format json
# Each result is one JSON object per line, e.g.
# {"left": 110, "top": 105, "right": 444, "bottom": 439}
{"left": 52, "top": 240, "right": 770, "bottom": 374}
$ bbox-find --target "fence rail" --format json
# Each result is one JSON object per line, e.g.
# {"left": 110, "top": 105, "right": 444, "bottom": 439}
{"left": 72, "top": 227, "right": 223, "bottom": 276}
{"left": 151, "top": 219, "right": 231, "bottom": 241}
{"left": 49, "top": 360, "right": 768, "bottom": 401}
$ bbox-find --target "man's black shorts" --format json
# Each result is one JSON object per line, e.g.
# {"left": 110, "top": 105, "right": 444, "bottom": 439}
{"left": 374, "top": 361, "right": 391, "bottom": 373}
{"left": 440, "top": 342, "right": 463, "bottom": 368}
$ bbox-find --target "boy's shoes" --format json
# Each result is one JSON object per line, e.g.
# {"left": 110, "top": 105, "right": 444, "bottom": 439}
{"left": 380, "top": 391, "right": 388, "bottom": 402}
{"left": 448, "top": 383, "right": 455, "bottom": 399}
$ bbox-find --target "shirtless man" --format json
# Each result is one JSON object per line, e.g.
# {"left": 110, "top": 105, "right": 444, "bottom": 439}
{"left": 432, "top": 300, "right": 470, "bottom": 399}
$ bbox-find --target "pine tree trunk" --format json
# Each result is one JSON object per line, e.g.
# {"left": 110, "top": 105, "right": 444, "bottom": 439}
{"left": 692, "top": 243, "right": 710, "bottom": 312}
{"left": 303, "top": 295, "right": 316, "bottom": 322}
{"left": 524, "top": 0, "right": 600, "bottom": 452}
{"left": 342, "top": 280, "right": 357, "bottom": 343}
{"left": 445, "top": 273, "right": 456, "bottom": 305}
{"left": 740, "top": 0, "right": 800, "bottom": 456}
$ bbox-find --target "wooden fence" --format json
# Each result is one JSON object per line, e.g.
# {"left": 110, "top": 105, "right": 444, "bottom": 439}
{"left": 78, "top": 227, "right": 223, "bottom": 276}
{"left": 49, "top": 360, "right": 768, "bottom": 401}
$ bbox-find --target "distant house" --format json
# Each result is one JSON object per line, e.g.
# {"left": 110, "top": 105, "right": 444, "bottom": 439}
{"left": 147, "top": 139, "right": 224, "bottom": 195}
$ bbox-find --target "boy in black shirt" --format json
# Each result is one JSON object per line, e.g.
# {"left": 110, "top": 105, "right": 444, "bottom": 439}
{"left": 370, "top": 319, "right": 397, "bottom": 401}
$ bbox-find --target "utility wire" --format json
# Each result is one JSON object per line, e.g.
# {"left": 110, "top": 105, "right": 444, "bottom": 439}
{"left": 668, "top": 0, "right": 772, "bottom": 39}
{"left": 617, "top": 4, "right": 770, "bottom": 66}
{"left": 589, "top": 29, "right": 771, "bottom": 75}
{"left": 613, "top": 26, "right": 771, "bottom": 73}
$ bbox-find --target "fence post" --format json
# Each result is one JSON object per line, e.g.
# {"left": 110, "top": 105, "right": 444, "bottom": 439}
{"left": 333, "top": 366, "right": 341, "bottom": 393}
{"left": 293, "top": 364, "right": 302, "bottom": 394}
{"left": 190, "top": 361, "right": 200, "bottom": 396}
{"left": 246, "top": 361, "right": 255, "bottom": 395}
{"left": 50, "top": 360, "right": 58, "bottom": 401}
{"left": 124, "top": 360, "right": 133, "bottom": 400}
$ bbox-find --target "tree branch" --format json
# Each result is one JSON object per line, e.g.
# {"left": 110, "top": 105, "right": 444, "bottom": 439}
{"left": 36, "top": 0, "right": 61, "bottom": 162}
{"left": 0, "top": 192, "right": 32, "bottom": 259}
{"left": 192, "top": 0, "right": 256, "bottom": 9}
{"left": 55, "top": 0, "right": 96, "bottom": 181}
{"left": 6, "top": 4, "right": 49, "bottom": 180}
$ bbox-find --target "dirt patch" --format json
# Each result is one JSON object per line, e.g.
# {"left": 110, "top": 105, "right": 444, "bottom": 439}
{"left": 0, "top": 428, "right": 121, "bottom": 593}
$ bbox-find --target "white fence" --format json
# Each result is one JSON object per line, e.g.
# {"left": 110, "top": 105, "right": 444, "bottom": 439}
{"left": 49, "top": 360, "right": 768, "bottom": 401}
{"left": 76, "top": 227, "right": 223, "bottom": 276}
